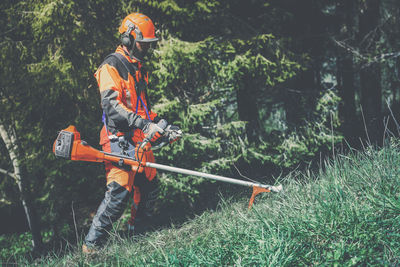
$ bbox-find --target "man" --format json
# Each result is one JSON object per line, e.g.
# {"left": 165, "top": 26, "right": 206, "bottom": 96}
{"left": 83, "top": 12, "right": 180, "bottom": 252}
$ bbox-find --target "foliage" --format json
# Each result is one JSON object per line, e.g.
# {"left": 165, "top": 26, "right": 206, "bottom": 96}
{"left": 1, "top": 0, "right": 398, "bottom": 259}
{"left": 0, "top": 0, "right": 117, "bottom": 244}
{"left": 143, "top": 32, "right": 312, "bottom": 217}
{"left": 0, "top": 232, "right": 32, "bottom": 261}
{"left": 275, "top": 89, "right": 343, "bottom": 167}
{"left": 0, "top": 230, "right": 53, "bottom": 261}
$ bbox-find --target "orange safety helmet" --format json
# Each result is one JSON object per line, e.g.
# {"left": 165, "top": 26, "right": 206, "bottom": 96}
{"left": 119, "top": 13, "right": 158, "bottom": 45}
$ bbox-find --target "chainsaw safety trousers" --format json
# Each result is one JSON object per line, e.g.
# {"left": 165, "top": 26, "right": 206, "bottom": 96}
{"left": 84, "top": 168, "right": 160, "bottom": 246}
{"left": 84, "top": 181, "right": 130, "bottom": 247}
{"left": 128, "top": 172, "right": 160, "bottom": 233}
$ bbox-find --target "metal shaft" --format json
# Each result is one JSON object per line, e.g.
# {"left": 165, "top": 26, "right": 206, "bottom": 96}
{"left": 145, "top": 162, "right": 272, "bottom": 189}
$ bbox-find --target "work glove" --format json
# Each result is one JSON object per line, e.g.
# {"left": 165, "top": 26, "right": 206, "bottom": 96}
{"left": 164, "top": 125, "right": 183, "bottom": 144}
{"left": 142, "top": 121, "right": 165, "bottom": 143}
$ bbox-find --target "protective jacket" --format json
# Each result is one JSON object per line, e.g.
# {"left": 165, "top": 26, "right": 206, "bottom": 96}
{"left": 97, "top": 45, "right": 158, "bottom": 181}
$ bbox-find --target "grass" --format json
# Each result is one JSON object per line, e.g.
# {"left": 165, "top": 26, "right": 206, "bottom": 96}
{"left": 7, "top": 141, "right": 400, "bottom": 266}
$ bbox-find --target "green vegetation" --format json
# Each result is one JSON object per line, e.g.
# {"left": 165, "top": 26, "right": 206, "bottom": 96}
{"left": 7, "top": 141, "right": 399, "bottom": 266}
{"left": 2, "top": 0, "right": 400, "bottom": 262}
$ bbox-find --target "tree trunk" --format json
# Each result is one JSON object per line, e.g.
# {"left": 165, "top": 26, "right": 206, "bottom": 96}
{"left": 237, "top": 71, "right": 261, "bottom": 143}
{"left": 358, "top": 0, "right": 382, "bottom": 144}
{"left": 336, "top": 0, "right": 358, "bottom": 144}
{"left": 0, "top": 123, "right": 43, "bottom": 252}
{"left": 283, "top": 0, "right": 324, "bottom": 125}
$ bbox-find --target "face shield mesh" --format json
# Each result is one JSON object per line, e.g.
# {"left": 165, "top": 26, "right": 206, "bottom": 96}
{"left": 130, "top": 41, "right": 158, "bottom": 62}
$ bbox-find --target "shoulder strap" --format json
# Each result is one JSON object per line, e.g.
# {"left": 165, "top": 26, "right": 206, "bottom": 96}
{"left": 106, "top": 52, "right": 138, "bottom": 75}
{"left": 109, "top": 53, "right": 145, "bottom": 97}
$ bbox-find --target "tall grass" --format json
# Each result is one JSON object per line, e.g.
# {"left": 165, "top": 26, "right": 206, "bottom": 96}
{"left": 11, "top": 141, "right": 400, "bottom": 266}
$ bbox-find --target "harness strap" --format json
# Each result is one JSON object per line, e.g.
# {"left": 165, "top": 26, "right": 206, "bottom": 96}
{"left": 109, "top": 52, "right": 152, "bottom": 118}
{"left": 102, "top": 111, "right": 111, "bottom": 135}
{"left": 110, "top": 53, "right": 144, "bottom": 100}
{"left": 135, "top": 96, "right": 151, "bottom": 120}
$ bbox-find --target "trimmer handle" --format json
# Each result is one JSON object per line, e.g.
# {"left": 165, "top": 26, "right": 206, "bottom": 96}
{"left": 156, "top": 119, "right": 169, "bottom": 130}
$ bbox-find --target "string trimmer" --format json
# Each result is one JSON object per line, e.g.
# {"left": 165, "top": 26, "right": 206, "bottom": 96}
{"left": 53, "top": 125, "right": 282, "bottom": 208}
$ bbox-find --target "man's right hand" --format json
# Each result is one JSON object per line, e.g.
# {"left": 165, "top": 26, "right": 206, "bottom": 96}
{"left": 142, "top": 121, "right": 165, "bottom": 142}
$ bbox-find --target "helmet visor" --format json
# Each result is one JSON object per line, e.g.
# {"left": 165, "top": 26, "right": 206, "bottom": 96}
{"left": 140, "top": 37, "right": 159, "bottom": 42}
{"left": 131, "top": 41, "right": 157, "bottom": 62}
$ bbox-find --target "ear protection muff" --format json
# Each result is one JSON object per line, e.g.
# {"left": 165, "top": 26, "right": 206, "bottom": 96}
{"left": 121, "top": 24, "right": 134, "bottom": 48}
{"left": 120, "top": 22, "right": 144, "bottom": 49}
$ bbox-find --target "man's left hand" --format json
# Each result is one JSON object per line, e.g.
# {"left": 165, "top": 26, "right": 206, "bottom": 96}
{"left": 165, "top": 125, "right": 183, "bottom": 144}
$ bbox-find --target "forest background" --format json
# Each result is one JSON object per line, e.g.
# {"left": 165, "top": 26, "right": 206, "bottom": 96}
{"left": 1, "top": 0, "right": 399, "bottom": 257}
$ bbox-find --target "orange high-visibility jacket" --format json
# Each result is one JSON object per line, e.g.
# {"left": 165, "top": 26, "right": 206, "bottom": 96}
{"left": 95, "top": 46, "right": 158, "bottom": 180}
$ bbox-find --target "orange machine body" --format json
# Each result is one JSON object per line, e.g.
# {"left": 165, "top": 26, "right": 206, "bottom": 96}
{"left": 54, "top": 126, "right": 277, "bottom": 210}
{"left": 53, "top": 125, "right": 145, "bottom": 171}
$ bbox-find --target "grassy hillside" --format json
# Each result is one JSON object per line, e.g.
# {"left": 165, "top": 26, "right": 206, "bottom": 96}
{"left": 13, "top": 142, "right": 400, "bottom": 266}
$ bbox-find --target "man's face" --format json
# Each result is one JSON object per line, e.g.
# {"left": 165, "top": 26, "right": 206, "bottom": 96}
{"left": 131, "top": 41, "right": 156, "bottom": 62}
{"left": 136, "top": 42, "right": 151, "bottom": 54}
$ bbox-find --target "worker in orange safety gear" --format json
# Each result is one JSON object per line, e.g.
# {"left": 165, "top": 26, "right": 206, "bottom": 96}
{"left": 83, "top": 12, "right": 181, "bottom": 252}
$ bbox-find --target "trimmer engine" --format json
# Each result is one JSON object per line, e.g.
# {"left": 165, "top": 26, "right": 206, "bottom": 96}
{"left": 54, "top": 129, "right": 75, "bottom": 159}
{"left": 53, "top": 125, "right": 145, "bottom": 171}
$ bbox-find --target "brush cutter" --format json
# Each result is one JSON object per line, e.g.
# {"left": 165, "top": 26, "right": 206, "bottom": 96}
{"left": 53, "top": 125, "right": 282, "bottom": 208}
